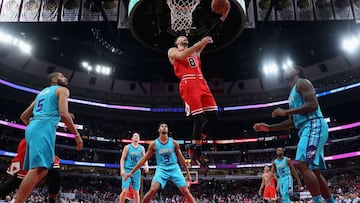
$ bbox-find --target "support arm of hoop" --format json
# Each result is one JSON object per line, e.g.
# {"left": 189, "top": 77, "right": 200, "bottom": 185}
{"left": 202, "top": 19, "right": 223, "bottom": 38}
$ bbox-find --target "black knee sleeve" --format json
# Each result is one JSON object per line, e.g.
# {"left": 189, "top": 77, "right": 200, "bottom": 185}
{"left": 47, "top": 168, "right": 61, "bottom": 195}
{"left": 0, "top": 175, "right": 22, "bottom": 198}
{"left": 192, "top": 114, "right": 204, "bottom": 140}
{"left": 202, "top": 111, "right": 218, "bottom": 136}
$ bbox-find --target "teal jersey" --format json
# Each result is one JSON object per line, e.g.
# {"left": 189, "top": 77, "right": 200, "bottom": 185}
{"left": 32, "top": 85, "right": 61, "bottom": 122}
{"left": 274, "top": 157, "right": 291, "bottom": 178}
{"left": 124, "top": 144, "right": 143, "bottom": 169}
{"left": 155, "top": 137, "right": 177, "bottom": 168}
{"left": 288, "top": 82, "right": 323, "bottom": 129}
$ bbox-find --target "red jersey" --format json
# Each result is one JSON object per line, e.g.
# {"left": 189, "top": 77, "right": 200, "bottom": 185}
{"left": 173, "top": 54, "right": 203, "bottom": 79}
{"left": 263, "top": 172, "right": 277, "bottom": 200}
{"left": 264, "top": 173, "right": 276, "bottom": 188}
{"left": 7, "top": 138, "right": 60, "bottom": 179}
{"left": 7, "top": 139, "right": 26, "bottom": 178}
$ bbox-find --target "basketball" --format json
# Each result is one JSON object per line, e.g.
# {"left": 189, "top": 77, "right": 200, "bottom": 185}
{"left": 211, "top": 0, "right": 230, "bottom": 15}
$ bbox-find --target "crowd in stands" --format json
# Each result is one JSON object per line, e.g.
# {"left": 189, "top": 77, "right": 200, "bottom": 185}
{"left": 1, "top": 168, "right": 359, "bottom": 202}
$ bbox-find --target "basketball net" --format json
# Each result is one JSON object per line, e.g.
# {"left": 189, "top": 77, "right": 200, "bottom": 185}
{"left": 167, "top": 0, "right": 200, "bottom": 35}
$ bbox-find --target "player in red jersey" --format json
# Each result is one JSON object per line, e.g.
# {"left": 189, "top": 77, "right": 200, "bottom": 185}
{"left": 0, "top": 138, "right": 61, "bottom": 203}
{"left": 259, "top": 166, "right": 279, "bottom": 203}
{"left": 168, "top": 35, "right": 218, "bottom": 161}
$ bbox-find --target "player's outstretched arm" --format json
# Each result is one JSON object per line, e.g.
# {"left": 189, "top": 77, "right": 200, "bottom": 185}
{"left": 168, "top": 37, "right": 213, "bottom": 61}
{"left": 125, "top": 142, "right": 155, "bottom": 180}
{"left": 196, "top": 36, "right": 214, "bottom": 56}
{"left": 253, "top": 118, "right": 294, "bottom": 133}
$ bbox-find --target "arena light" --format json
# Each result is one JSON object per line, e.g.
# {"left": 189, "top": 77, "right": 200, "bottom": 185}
{"left": 282, "top": 58, "right": 293, "bottom": 70}
{"left": 262, "top": 62, "right": 279, "bottom": 75}
{"left": 81, "top": 61, "right": 89, "bottom": 68}
{"left": 341, "top": 35, "right": 359, "bottom": 54}
{"left": 81, "top": 61, "right": 112, "bottom": 75}
{"left": 0, "top": 30, "right": 32, "bottom": 54}
{"left": 0, "top": 30, "right": 13, "bottom": 43}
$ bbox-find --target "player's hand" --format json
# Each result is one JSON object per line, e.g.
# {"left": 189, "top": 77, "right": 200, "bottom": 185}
{"left": 75, "top": 134, "right": 83, "bottom": 151}
{"left": 220, "top": 0, "right": 231, "bottom": 21}
{"left": 276, "top": 186, "right": 280, "bottom": 192}
{"left": 124, "top": 173, "right": 132, "bottom": 181}
{"left": 186, "top": 173, "right": 192, "bottom": 187}
{"left": 69, "top": 113, "right": 75, "bottom": 120}
{"left": 272, "top": 108, "right": 288, "bottom": 118}
{"left": 144, "top": 165, "right": 149, "bottom": 173}
{"left": 253, "top": 123, "right": 270, "bottom": 132}
{"left": 120, "top": 170, "right": 125, "bottom": 177}
{"left": 258, "top": 190, "right": 262, "bottom": 196}
{"left": 296, "top": 182, "right": 303, "bottom": 192}
{"left": 200, "top": 36, "right": 213, "bottom": 45}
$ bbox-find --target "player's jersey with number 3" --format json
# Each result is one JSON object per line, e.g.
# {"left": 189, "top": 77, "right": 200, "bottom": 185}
{"left": 155, "top": 137, "right": 177, "bottom": 168}
{"left": 173, "top": 54, "right": 203, "bottom": 79}
{"left": 33, "top": 85, "right": 61, "bottom": 121}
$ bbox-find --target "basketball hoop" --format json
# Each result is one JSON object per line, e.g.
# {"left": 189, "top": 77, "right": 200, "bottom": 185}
{"left": 167, "top": 0, "right": 200, "bottom": 35}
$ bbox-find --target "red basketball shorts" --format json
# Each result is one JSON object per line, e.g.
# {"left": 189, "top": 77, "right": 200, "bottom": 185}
{"left": 179, "top": 78, "right": 217, "bottom": 116}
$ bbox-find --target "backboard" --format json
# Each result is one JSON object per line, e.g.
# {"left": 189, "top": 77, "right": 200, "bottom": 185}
{"left": 128, "top": 0, "right": 247, "bottom": 53}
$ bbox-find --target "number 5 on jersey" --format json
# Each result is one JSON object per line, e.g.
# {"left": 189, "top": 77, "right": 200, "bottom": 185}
{"left": 35, "top": 98, "right": 45, "bottom": 112}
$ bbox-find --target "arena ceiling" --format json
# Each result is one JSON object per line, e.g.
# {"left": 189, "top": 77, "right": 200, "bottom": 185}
{"left": 0, "top": 15, "right": 357, "bottom": 82}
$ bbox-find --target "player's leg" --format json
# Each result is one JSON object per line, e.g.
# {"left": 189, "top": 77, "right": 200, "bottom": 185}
{"left": 0, "top": 175, "right": 22, "bottom": 199}
{"left": 281, "top": 176, "right": 292, "bottom": 203}
{"left": 180, "top": 79, "right": 204, "bottom": 140}
{"left": 47, "top": 168, "right": 61, "bottom": 203}
{"left": 192, "top": 113, "right": 204, "bottom": 140}
{"left": 15, "top": 122, "right": 54, "bottom": 203}
{"left": 14, "top": 167, "right": 48, "bottom": 203}
{"left": 178, "top": 186, "right": 195, "bottom": 203}
{"left": 143, "top": 168, "right": 168, "bottom": 203}
{"left": 295, "top": 120, "right": 326, "bottom": 203}
{"left": 169, "top": 166, "right": 195, "bottom": 203}
{"left": 270, "top": 187, "right": 276, "bottom": 203}
{"left": 142, "top": 182, "right": 161, "bottom": 203}
{"left": 181, "top": 80, "right": 205, "bottom": 163}
{"left": 119, "top": 169, "right": 132, "bottom": 203}
{"left": 131, "top": 170, "right": 141, "bottom": 203}
{"left": 311, "top": 120, "right": 335, "bottom": 203}
{"left": 200, "top": 82, "right": 218, "bottom": 139}
{"left": 201, "top": 110, "right": 218, "bottom": 138}
{"left": 313, "top": 170, "right": 333, "bottom": 202}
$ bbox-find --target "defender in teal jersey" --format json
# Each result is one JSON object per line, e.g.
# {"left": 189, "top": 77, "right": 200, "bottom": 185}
{"left": 253, "top": 65, "right": 335, "bottom": 203}
{"left": 272, "top": 147, "right": 302, "bottom": 203}
{"left": 124, "top": 123, "right": 195, "bottom": 203}
{"left": 14, "top": 72, "right": 83, "bottom": 203}
{"left": 119, "top": 133, "right": 149, "bottom": 203}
